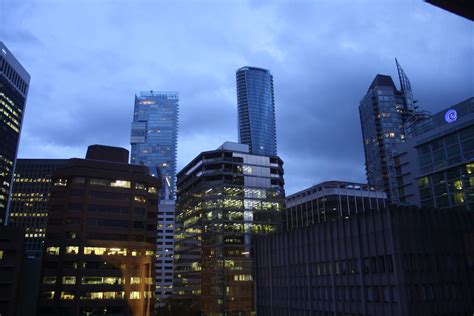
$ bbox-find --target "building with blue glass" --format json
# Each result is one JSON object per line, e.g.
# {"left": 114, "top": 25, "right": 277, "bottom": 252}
{"left": 359, "top": 60, "right": 427, "bottom": 204}
{"left": 130, "top": 91, "right": 179, "bottom": 305}
{"left": 236, "top": 66, "right": 277, "bottom": 156}
{"left": 0, "top": 42, "right": 30, "bottom": 224}
{"left": 131, "top": 91, "right": 178, "bottom": 200}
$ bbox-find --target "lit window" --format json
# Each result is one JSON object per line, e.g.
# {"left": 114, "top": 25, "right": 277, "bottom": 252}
{"left": 144, "top": 277, "right": 153, "bottom": 285}
{"left": 148, "top": 187, "right": 157, "bottom": 194}
{"left": 43, "top": 291, "right": 55, "bottom": 299}
{"left": 110, "top": 180, "right": 131, "bottom": 188}
{"left": 60, "top": 292, "right": 74, "bottom": 300}
{"left": 145, "top": 250, "right": 154, "bottom": 256}
{"left": 134, "top": 196, "right": 146, "bottom": 203}
{"left": 144, "top": 291, "right": 153, "bottom": 298}
{"left": 62, "top": 276, "right": 76, "bottom": 284}
{"left": 130, "top": 277, "right": 141, "bottom": 284}
{"left": 84, "top": 247, "right": 106, "bottom": 255}
{"left": 65, "top": 246, "right": 79, "bottom": 254}
{"left": 130, "top": 291, "right": 140, "bottom": 300}
{"left": 233, "top": 274, "right": 252, "bottom": 281}
{"left": 107, "top": 248, "right": 127, "bottom": 256}
{"left": 0, "top": 250, "right": 3, "bottom": 260}
{"left": 46, "top": 247, "right": 60, "bottom": 255}
{"left": 54, "top": 179, "right": 67, "bottom": 186}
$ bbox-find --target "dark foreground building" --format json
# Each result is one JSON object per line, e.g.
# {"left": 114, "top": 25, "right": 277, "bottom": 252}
{"left": 173, "top": 142, "right": 285, "bottom": 315}
{"left": 37, "top": 145, "right": 160, "bottom": 316}
{"left": 8, "top": 159, "right": 68, "bottom": 258}
{"left": 0, "top": 226, "right": 25, "bottom": 316}
{"left": 255, "top": 207, "right": 474, "bottom": 316}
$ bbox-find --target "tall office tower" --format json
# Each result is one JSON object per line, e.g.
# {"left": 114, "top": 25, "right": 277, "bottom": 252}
{"left": 8, "top": 159, "right": 67, "bottom": 258}
{"left": 285, "top": 181, "right": 387, "bottom": 229}
{"left": 37, "top": 145, "right": 160, "bottom": 316}
{"left": 130, "top": 91, "right": 179, "bottom": 304}
{"left": 359, "top": 60, "right": 424, "bottom": 204}
{"left": 395, "top": 97, "right": 474, "bottom": 209}
{"left": 131, "top": 91, "right": 178, "bottom": 200}
{"left": 236, "top": 66, "right": 277, "bottom": 156}
{"left": 173, "top": 142, "right": 285, "bottom": 315}
{"left": 0, "top": 42, "right": 30, "bottom": 224}
{"left": 255, "top": 207, "right": 474, "bottom": 315}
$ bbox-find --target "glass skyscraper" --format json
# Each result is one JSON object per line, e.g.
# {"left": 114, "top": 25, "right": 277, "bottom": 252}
{"left": 130, "top": 91, "right": 179, "bottom": 305}
{"left": 0, "top": 42, "right": 30, "bottom": 224}
{"left": 131, "top": 91, "right": 178, "bottom": 200}
{"left": 359, "top": 60, "right": 426, "bottom": 204}
{"left": 236, "top": 66, "right": 277, "bottom": 156}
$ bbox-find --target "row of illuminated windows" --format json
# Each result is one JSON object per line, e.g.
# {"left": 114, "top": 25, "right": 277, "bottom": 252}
{"left": 14, "top": 177, "right": 51, "bottom": 183}
{"left": 12, "top": 192, "right": 46, "bottom": 198}
{"left": 0, "top": 105, "right": 20, "bottom": 125}
{"left": 195, "top": 223, "right": 276, "bottom": 234}
{"left": 11, "top": 197, "right": 48, "bottom": 203}
{"left": 53, "top": 177, "right": 157, "bottom": 193}
{"left": 42, "top": 291, "right": 153, "bottom": 300}
{"left": 0, "top": 94, "right": 20, "bottom": 116}
{"left": 10, "top": 212, "right": 48, "bottom": 217}
{"left": 44, "top": 276, "right": 153, "bottom": 285}
{"left": 2, "top": 117, "right": 19, "bottom": 133}
{"left": 0, "top": 154, "right": 13, "bottom": 166}
{"left": 46, "top": 246, "right": 154, "bottom": 256}
{"left": 25, "top": 233, "right": 44, "bottom": 238}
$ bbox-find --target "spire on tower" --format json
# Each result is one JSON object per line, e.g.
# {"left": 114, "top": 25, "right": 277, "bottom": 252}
{"left": 395, "top": 58, "right": 415, "bottom": 111}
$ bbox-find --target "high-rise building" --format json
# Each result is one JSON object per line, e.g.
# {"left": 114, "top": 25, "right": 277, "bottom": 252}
{"left": 130, "top": 91, "right": 179, "bottom": 305}
{"left": 173, "top": 142, "right": 285, "bottom": 315}
{"left": 236, "top": 66, "right": 277, "bottom": 156}
{"left": 285, "top": 181, "right": 387, "bottom": 229}
{"left": 37, "top": 145, "right": 160, "bottom": 316}
{"left": 359, "top": 60, "right": 426, "bottom": 204}
{"left": 255, "top": 206, "right": 474, "bottom": 315}
{"left": 394, "top": 97, "right": 474, "bottom": 209}
{"left": 131, "top": 91, "right": 178, "bottom": 200}
{"left": 8, "top": 159, "right": 67, "bottom": 258}
{"left": 0, "top": 42, "right": 30, "bottom": 224}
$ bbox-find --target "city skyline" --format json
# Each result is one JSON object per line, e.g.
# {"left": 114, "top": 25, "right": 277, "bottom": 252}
{"left": 1, "top": 1, "right": 472, "bottom": 195}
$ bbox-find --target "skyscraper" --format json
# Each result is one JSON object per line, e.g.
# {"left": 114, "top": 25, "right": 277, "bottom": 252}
{"left": 359, "top": 60, "right": 425, "bottom": 204}
{"left": 0, "top": 42, "right": 30, "bottom": 224}
{"left": 131, "top": 91, "right": 178, "bottom": 200}
{"left": 130, "top": 91, "right": 179, "bottom": 304}
{"left": 173, "top": 142, "right": 285, "bottom": 315}
{"left": 236, "top": 66, "right": 277, "bottom": 156}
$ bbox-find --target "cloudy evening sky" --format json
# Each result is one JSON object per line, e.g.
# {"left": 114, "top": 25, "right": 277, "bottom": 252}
{"left": 1, "top": 0, "right": 472, "bottom": 194}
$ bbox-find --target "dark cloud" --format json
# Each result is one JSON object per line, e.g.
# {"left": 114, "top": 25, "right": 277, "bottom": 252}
{"left": 1, "top": 0, "right": 472, "bottom": 194}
